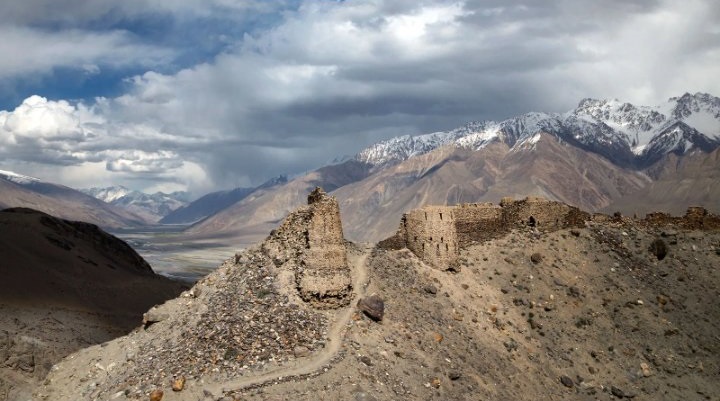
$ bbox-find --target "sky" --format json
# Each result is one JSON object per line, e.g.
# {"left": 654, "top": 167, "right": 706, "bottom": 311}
{"left": 0, "top": 0, "right": 718, "bottom": 195}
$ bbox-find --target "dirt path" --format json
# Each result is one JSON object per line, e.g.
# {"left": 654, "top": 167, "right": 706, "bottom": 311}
{"left": 194, "top": 246, "right": 371, "bottom": 398}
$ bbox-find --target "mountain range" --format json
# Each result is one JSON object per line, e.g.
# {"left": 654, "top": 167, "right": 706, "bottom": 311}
{"left": 187, "top": 92, "right": 720, "bottom": 243}
{"left": 159, "top": 175, "right": 288, "bottom": 225}
{"left": 80, "top": 186, "right": 190, "bottom": 223}
{"left": 2, "top": 92, "right": 718, "bottom": 241}
{"left": 0, "top": 170, "right": 146, "bottom": 228}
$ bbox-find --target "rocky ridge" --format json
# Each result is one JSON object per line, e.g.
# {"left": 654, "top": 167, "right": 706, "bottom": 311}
{"left": 37, "top": 188, "right": 358, "bottom": 400}
{"left": 35, "top": 192, "right": 720, "bottom": 401}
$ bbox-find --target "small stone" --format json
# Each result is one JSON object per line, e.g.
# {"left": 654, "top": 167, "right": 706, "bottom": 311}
{"left": 359, "top": 355, "right": 372, "bottom": 366}
{"left": 357, "top": 294, "right": 385, "bottom": 321}
{"left": 640, "top": 362, "right": 651, "bottom": 377}
{"left": 149, "top": 389, "right": 163, "bottom": 401}
{"left": 530, "top": 253, "right": 543, "bottom": 264}
{"left": 448, "top": 371, "right": 461, "bottom": 380}
{"left": 433, "top": 333, "right": 444, "bottom": 343}
{"left": 611, "top": 385, "right": 635, "bottom": 398}
{"left": 171, "top": 376, "right": 185, "bottom": 392}
{"left": 143, "top": 310, "right": 169, "bottom": 328}
{"left": 354, "top": 391, "right": 378, "bottom": 401}
{"left": 570, "top": 229, "right": 581, "bottom": 237}
{"left": 431, "top": 378, "right": 441, "bottom": 388}
{"left": 560, "top": 375, "right": 574, "bottom": 388}
{"left": 293, "top": 346, "right": 310, "bottom": 358}
{"left": 424, "top": 285, "right": 438, "bottom": 295}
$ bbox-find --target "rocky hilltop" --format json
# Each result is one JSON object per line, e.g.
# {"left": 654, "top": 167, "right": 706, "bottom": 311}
{"left": 36, "top": 190, "right": 720, "bottom": 401}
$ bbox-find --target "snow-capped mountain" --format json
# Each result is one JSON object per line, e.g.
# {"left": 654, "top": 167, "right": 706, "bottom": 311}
{"left": 0, "top": 169, "right": 41, "bottom": 185}
{"left": 0, "top": 170, "right": 146, "bottom": 227}
{"left": 356, "top": 92, "right": 720, "bottom": 168}
{"left": 81, "top": 186, "right": 190, "bottom": 222}
{"left": 82, "top": 185, "right": 134, "bottom": 203}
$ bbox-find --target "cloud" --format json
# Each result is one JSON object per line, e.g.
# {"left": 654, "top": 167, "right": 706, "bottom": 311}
{"left": 0, "top": 95, "right": 205, "bottom": 191}
{"left": 0, "top": 26, "right": 175, "bottom": 82}
{"left": 1, "top": 0, "right": 720, "bottom": 193}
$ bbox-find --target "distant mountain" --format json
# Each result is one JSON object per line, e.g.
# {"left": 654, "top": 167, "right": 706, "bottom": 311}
{"left": 81, "top": 185, "right": 134, "bottom": 203}
{"left": 357, "top": 92, "right": 720, "bottom": 168}
{"left": 81, "top": 185, "right": 190, "bottom": 222}
{"left": 0, "top": 170, "right": 146, "bottom": 228}
{"left": 161, "top": 175, "right": 289, "bottom": 225}
{"left": 187, "top": 92, "right": 720, "bottom": 244}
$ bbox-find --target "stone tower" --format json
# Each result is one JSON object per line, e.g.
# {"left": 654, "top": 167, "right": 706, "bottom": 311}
{"left": 262, "top": 187, "right": 352, "bottom": 308}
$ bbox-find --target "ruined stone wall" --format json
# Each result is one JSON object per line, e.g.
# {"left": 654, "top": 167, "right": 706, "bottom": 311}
{"left": 262, "top": 187, "right": 351, "bottom": 308}
{"left": 454, "top": 203, "right": 504, "bottom": 244}
{"left": 639, "top": 207, "right": 720, "bottom": 230}
{"left": 501, "top": 196, "right": 588, "bottom": 230}
{"left": 391, "top": 196, "right": 591, "bottom": 269}
{"left": 403, "top": 206, "right": 460, "bottom": 270}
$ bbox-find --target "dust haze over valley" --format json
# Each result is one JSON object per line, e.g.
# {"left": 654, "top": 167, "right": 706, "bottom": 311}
{"left": 1, "top": 1, "right": 720, "bottom": 401}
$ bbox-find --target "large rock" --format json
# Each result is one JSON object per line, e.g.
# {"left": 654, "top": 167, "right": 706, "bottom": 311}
{"left": 357, "top": 295, "right": 385, "bottom": 321}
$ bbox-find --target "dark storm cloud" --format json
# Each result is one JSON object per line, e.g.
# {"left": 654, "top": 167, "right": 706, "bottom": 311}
{"left": 1, "top": 0, "right": 719, "bottom": 193}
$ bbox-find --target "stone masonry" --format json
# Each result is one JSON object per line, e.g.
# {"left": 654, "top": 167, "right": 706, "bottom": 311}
{"left": 262, "top": 187, "right": 352, "bottom": 308}
{"left": 380, "top": 197, "right": 591, "bottom": 270}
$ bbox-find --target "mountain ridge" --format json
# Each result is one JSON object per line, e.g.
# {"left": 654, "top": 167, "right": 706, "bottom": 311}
{"left": 187, "top": 92, "right": 720, "bottom": 245}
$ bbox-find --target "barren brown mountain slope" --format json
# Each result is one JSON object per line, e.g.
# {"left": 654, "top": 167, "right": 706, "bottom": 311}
{"left": 606, "top": 148, "right": 720, "bottom": 216}
{"left": 187, "top": 134, "right": 651, "bottom": 246}
{"left": 36, "top": 193, "right": 720, "bottom": 401}
{"left": 0, "top": 208, "right": 185, "bottom": 400}
{"left": 184, "top": 160, "right": 371, "bottom": 244}
{"left": 337, "top": 134, "right": 649, "bottom": 242}
{"left": 0, "top": 178, "right": 146, "bottom": 229}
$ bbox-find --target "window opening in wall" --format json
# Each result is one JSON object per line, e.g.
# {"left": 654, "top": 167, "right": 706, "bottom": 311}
{"left": 441, "top": 237, "right": 444, "bottom": 243}
{"left": 528, "top": 216, "right": 536, "bottom": 227}
{"left": 445, "top": 243, "right": 449, "bottom": 251}
{"left": 425, "top": 212, "right": 428, "bottom": 220}
{"left": 414, "top": 236, "right": 418, "bottom": 242}
{"left": 439, "top": 212, "right": 443, "bottom": 220}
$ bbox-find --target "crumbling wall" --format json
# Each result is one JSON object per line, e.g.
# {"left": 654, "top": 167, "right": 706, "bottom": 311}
{"left": 388, "top": 196, "right": 592, "bottom": 269}
{"left": 500, "top": 196, "right": 585, "bottom": 230}
{"left": 454, "top": 203, "right": 504, "bottom": 244}
{"left": 262, "top": 187, "right": 352, "bottom": 308}
{"left": 403, "top": 206, "right": 460, "bottom": 270}
{"left": 638, "top": 207, "right": 720, "bottom": 230}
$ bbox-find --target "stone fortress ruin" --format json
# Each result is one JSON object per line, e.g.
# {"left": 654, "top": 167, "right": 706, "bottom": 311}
{"left": 262, "top": 187, "right": 720, "bottom": 301}
{"left": 380, "top": 196, "right": 591, "bottom": 270}
{"left": 262, "top": 187, "right": 352, "bottom": 308}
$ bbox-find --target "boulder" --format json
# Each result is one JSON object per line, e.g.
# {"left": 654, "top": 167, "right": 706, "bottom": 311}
{"left": 357, "top": 295, "right": 385, "bottom": 321}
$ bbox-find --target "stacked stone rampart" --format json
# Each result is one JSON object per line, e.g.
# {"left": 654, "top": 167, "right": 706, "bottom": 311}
{"left": 636, "top": 207, "right": 720, "bottom": 230}
{"left": 262, "top": 187, "right": 351, "bottom": 308}
{"left": 385, "top": 197, "right": 590, "bottom": 270}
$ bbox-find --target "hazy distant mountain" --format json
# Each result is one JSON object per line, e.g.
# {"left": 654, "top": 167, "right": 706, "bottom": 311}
{"left": 187, "top": 92, "right": 720, "bottom": 243}
{"left": 162, "top": 175, "right": 289, "bottom": 225}
{"left": 0, "top": 170, "right": 146, "bottom": 228}
{"left": 81, "top": 185, "right": 190, "bottom": 222}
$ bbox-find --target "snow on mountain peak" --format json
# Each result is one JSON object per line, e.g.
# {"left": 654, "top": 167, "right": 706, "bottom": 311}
{"left": 0, "top": 169, "right": 41, "bottom": 185}
{"left": 81, "top": 185, "right": 133, "bottom": 203}
{"left": 353, "top": 93, "right": 720, "bottom": 168}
